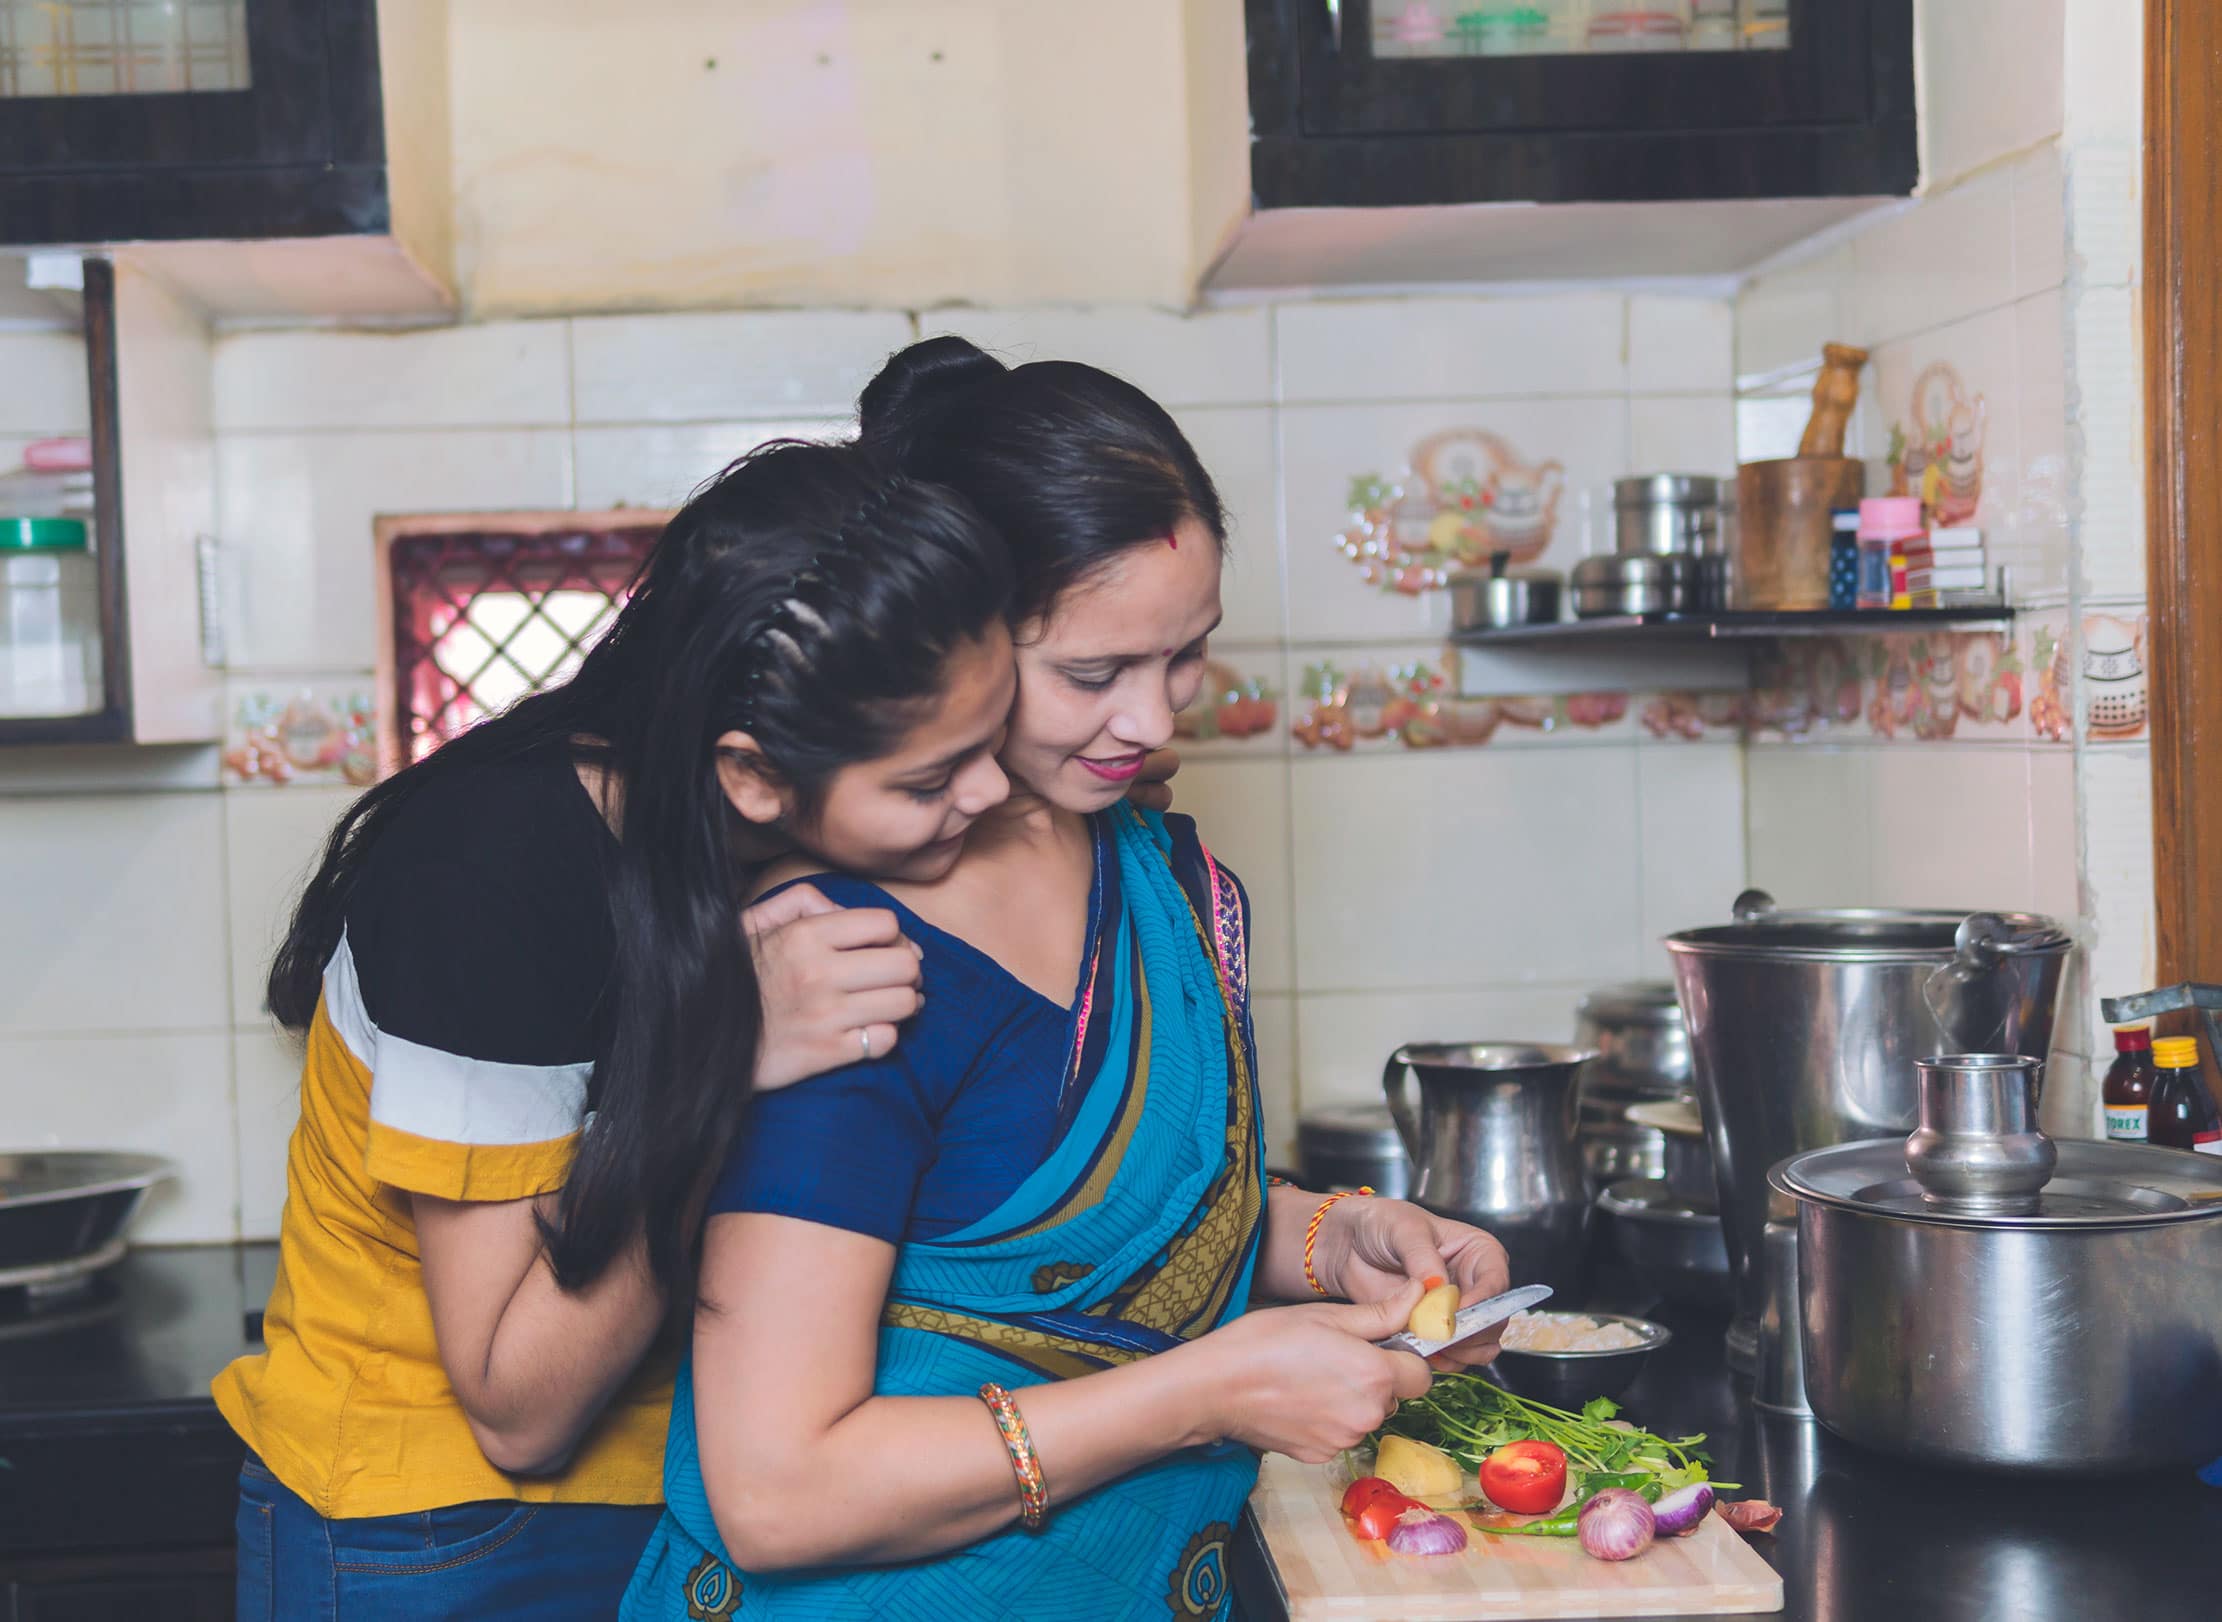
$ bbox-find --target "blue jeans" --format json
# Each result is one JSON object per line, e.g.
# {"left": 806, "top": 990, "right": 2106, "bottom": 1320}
{"left": 234, "top": 1454, "right": 660, "bottom": 1621}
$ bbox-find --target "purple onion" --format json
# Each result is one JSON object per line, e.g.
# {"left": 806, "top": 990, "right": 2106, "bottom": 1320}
{"left": 1577, "top": 1489, "right": 1656, "bottom": 1562}
{"left": 1385, "top": 1507, "right": 1470, "bottom": 1557}
{"left": 1652, "top": 1482, "right": 1716, "bottom": 1537}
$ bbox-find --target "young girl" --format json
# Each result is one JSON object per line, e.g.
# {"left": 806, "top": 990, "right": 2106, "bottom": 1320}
{"left": 215, "top": 441, "right": 1026, "bottom": 1618}
{"left": 621, "top": 344, "right": 1513, "bottom": 1620}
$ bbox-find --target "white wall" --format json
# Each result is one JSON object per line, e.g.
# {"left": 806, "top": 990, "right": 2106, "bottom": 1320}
{"left": 0, "top": 288, "right": 1744, "bottom": 1238}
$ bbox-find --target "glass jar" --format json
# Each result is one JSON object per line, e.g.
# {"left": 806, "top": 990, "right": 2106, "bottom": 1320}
{"left": 0, "top": 517, "right": 101, "bottom": 717}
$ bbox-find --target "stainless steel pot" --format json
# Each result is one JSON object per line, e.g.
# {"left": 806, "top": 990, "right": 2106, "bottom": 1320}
{"left": 1295, "top": 1104, "right": 1413, "bottom": 1198}
{"left": 1571, "top": 553, "right": 1700, "bottom": 617}
{"left": 1449, "top": 567, "right": 1563, "bottom": 631}
{"left": 1624, "top": 1099, "right": 1715, "bottom": 1209}
{"left": 1383, "top": 1042, "right": 1595, "bottom": 1296}
{"left": 1773, "top": 1133, "right": 2222, "bottom": 1473}
{"left": 1613, "top": 472, "right": 1721, "bottom": 557}
{"left": 1665, "top": 890, "right": 2072, "bottom": 1369}
{"left": 1574, "top": 981, "right": 1693, "bottom": 1185}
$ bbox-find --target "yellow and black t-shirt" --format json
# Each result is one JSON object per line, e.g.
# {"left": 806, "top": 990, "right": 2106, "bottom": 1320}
{"left": 213, "top": 749, "right": 676, "bottom": 1519}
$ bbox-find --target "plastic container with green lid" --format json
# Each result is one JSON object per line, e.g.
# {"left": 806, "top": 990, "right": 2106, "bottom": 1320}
{"left": 1, "top": 514, "right": 100, "bottom": 717}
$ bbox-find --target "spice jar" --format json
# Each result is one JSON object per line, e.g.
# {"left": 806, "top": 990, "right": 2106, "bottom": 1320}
{"left": 0, "top": 517, "right": 100, "bottom": 717}
{"left": 2102, "top": 1024, "right": 2157, "bottom": 1143}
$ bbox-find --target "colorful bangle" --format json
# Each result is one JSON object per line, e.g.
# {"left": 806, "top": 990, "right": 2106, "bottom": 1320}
{"left": 978, "top": 1382, "right": 1049, "bottom": 1530}
{"left": 1303, "top": 1186, "right": 1373, "bottom": 1296}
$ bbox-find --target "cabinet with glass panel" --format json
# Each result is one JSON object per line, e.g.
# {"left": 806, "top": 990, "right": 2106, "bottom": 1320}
{"left": 1247, "top": 0, "right": 1915, "bottom": 207}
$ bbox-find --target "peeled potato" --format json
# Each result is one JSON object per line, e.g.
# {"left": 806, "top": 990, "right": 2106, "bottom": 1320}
{"left": 1407, "top": 1281, "right": 1461, "bottom": 1342}
{"left": 1375, "top": 1434, "right": 1464, "bottom": 1502}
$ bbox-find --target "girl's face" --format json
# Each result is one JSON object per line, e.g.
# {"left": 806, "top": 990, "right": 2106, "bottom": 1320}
{"left": 1003, "top": 515, "right": 1223, "bottom": 813}
{"left": 722, "top": 625, "right": 1016, "bottom": 883}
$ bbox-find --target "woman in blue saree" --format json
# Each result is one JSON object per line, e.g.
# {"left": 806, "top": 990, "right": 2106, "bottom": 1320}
{"left": 623, "top": 343, "right": 1513, "bottom": 1621}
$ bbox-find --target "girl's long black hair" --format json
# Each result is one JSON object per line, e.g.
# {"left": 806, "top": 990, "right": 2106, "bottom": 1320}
{"left": 267, "top": 441, "right": 1013, "bottom": 1295}
{"left": 857, "top": 336, "right": 1228, "bottom": 620}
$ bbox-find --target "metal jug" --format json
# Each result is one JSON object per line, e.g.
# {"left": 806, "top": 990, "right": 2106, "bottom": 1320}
{"left": 1382, "top": 1043, "right": 1597, "bottom": 1296}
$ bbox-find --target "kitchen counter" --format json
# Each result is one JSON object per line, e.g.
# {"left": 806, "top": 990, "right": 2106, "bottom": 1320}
{"left": 0, "top": 1242, "right": 268, "bottom": 1583}
{"left": 1232, "top": 1300, "right": 2222, "bottom": 1622}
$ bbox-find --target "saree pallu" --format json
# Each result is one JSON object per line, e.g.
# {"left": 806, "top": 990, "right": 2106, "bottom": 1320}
{"left": 622, "top": 808, "right": 1266, "bottom": 1622}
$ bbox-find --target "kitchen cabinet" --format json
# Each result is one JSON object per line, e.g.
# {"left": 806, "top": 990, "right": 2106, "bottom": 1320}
{"left": 0, "top": 257, "right": 222, "bottom": 748}
{"left": 1245, "top": 0, "right": 1917, "bottom": 208}
{"left": 0, "top": 1, "right": 451, "bottom": 317}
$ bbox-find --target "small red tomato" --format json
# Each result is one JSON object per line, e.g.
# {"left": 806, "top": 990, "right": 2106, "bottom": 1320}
{"left": 1341, "top": 1477, "right": 1424, "bottom": 1541}
{"left": 1479, "top": 1440, "right": 1568, "bottom": 1515}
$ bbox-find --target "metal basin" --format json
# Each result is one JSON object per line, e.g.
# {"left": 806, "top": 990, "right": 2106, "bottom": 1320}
{"left": 1773, "top": 1137, "right": 2222, "bottom": 1474}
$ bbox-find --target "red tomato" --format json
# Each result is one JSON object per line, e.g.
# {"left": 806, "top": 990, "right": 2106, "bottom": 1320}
{"left": 1341, "top": 1477, "right": 1424, "bottom": 1541}
{"left": 1480, "top": 1440, "right": 1568, "bottom": 1515}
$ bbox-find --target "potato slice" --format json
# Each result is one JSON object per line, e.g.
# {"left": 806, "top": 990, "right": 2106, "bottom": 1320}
{"left": 1375, "top": 1434, "right": 1464, "bottom": 1502}
{"left": 1407, "top": 1281, "right": 1461, "bottom": 1343}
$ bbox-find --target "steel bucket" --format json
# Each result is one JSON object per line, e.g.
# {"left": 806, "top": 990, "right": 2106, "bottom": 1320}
{"left": 1383, "top": 1042, "right": 1596, "bottom": 1296}
{"left": 1665, "top": 891, "right": 2072, "bottom": 1369}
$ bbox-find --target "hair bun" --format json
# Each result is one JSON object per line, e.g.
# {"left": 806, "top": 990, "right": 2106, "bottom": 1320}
{"left": 859, "top": 336, "right": 1007, "bottom": 444}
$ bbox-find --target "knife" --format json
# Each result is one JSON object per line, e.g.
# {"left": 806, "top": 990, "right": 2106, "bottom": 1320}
{"left": 1375, "top": 1283, "right": 1553, "bottom": 1359}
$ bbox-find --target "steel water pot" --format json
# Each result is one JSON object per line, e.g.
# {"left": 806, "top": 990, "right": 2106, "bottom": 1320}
{"left": 1666, "top": 892, "right": 2071, "bottom": 1368}
{"left": 1382, "top": 1043, "right": 1595, "bottom": 1296}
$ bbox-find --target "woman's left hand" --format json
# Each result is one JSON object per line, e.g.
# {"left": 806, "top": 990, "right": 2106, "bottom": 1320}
{"left": 1125, "top": 747, "right": 1179, "bottom": 813}
{"left": 1311, "top": 1197, "right": 1512, "bottom": 1370}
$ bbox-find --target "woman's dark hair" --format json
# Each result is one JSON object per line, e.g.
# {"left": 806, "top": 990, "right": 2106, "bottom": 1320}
{"left": 266, "top": 441, "right": 1013, "bottom": 1294}
{"left": 857, "top": 336, "right": 1226, "bottom": 622}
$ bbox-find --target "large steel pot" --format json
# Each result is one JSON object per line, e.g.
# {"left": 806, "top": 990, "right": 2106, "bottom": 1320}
{"left": 1573, "top": 981, "right": 1692, "bottom": 1186}
{"left": 1384, "top": 1043, "right": 1595, "bottom": 1297}
{"left": 1666, "top": 891, "right": 2072, "bottom": 1368}
{"left": 1772, "top": 1134, "right": 2222, "bottom": 1473}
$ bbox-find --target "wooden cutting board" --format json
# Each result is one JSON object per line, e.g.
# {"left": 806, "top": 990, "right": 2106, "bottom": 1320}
{"left": 1248, "top": 1453, "right": 1783, "bottom": 1620}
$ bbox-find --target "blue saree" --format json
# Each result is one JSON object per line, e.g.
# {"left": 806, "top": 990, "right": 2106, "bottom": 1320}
{"left": 621, "top": 806, "right": 1266, "bottom": 1622}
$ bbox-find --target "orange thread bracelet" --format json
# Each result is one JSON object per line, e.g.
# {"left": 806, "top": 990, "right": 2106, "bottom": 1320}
{"left": 1303, "top": 1186, "right": 1372, "bottom": 1296}
{"left": 978, "top": 1382, "right": 1049, "bottom": 1530}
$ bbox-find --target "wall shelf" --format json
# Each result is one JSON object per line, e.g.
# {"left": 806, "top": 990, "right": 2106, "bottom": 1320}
{"left": 1450, "top": 607, "right": 2015, "bottom": 649}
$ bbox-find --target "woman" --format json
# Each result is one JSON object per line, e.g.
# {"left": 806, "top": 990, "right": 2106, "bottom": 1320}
{"left": 216, "top": 441, "right": 1042, "bottom": 1618}
{"left": 623, "top": 343, "right": 1511, "bottom": 1620}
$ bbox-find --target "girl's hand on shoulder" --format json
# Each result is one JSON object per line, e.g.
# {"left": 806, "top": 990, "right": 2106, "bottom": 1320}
{"left": 744, "top": 884, "right": 924, "bottom": 1091}
{"left": 1195, "top": 1284, "right": 1434, "bottom": 1463}
{"left": 1312, "top": 1196, "right": 1513, "bottom": 1371}
{"left": 1125, "top": 747, "right": 1179, "bottom": 814}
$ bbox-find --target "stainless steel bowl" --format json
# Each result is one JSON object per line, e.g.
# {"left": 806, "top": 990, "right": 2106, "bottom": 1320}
{"left": 1613, "top": 472, "right": 1721, "bottom": 557}
{"left": 1450, "top": 568, "right": 1564, "bottom": 631}
{"left": 0, "top": 1151, "right": 177, "bottom": 1288}
{"left": 1491, "top": 1311, "right": 1672, "bottom": 1407}
{"left": 1571, "top": 553, "right": 1700, "bottom": 617}
{"left": 1599, "top": 1177, "right": 1731, "bottom": 1306}
{"left": 1773, "top": 1136, "right": 2222, "bottom": 1474}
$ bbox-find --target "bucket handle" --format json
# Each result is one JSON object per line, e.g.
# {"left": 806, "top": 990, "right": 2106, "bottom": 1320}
{"left": 1382, "top": 1050, "right": 1422, "bottom": 1164}
{"left": 1732, "top": 887, "right": 1777, "bottom": 924}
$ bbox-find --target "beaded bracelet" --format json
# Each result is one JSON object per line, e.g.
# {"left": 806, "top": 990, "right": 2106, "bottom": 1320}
{"left": 978, "top": 1382, "right": 1049, "bottom": 1530}
{"left": 1303, "top": 1186, "right": 1372, "bottom": 1296}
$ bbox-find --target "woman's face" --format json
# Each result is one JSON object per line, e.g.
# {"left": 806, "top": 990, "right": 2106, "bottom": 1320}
{"left": 1003, "top": 514, "right": 1224, "bottom": 812}
{"left": 723, "top": 625, "right": 1017, "bottom": 883}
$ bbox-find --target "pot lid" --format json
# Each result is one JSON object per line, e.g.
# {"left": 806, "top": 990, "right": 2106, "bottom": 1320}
{"left": 1577, "top": 980, "right": 1682, "bottom": 1025}
{"left": 1613, "top": 473, "right": 1720, "bottom": 507}
{"left": 1771, "top": 1137, "right": 2222, "bottom": 1230}
{"left": 1295, "top": 1104, "right": 1405, "bottom": 1153}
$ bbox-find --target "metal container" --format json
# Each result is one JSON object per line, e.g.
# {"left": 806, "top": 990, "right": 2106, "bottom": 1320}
{"left": 0, "top": 1151, "right": 177, "bottom": 1289}
{"left": 1492, "top": 1312, "right": 1670, "bottom": 1407}
{"left": 1295, "top": 1104, "right": 1413, "bottom": 1198}
{"left": 1773, "top": 1134, "right": 2222, "bottom": 1473}
{"left": 1613, "top": 473, "right": 1721, "bottom": 557}
{"left": 1574, "top": 981, "right": 1693, "bottom": 1185}
{"left": 1665, "top": 890, "right": 2072, "bottom": 1369}
{"left": 1903, "top": 1053, "right": 2055, "bottom": 1213}
{"left": 1449, "top": 567, "right": 1563, "bottom": 631}
{"left": 1383, "top": 1043, "right": 1596, "bottom": 1296}
{"left": 1571, "top": 552, "right": 1700, "bottom": 617}
{"left": 1623, "top": 1099, "right": 1715, "bottom": 1209}
{"left": 1597, "top": 1177, "right": 1730, "bottom": 1306}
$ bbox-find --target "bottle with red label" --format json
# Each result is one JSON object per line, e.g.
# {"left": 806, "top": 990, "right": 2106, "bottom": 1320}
{"left": 2147, "top": 1036, "right": 2222, "bottom": 1155}
{"left": 2102, "top": 1024, "right": 2157, "bottom": 1142}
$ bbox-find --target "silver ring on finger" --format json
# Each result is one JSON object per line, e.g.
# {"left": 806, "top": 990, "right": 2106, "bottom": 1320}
{"left": 857, "top": 1026, "right": 875, "bottom": 1062}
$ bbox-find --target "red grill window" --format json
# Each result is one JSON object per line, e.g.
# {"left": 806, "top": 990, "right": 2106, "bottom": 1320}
{"left": 386, "top": 523, "right": 661, "bottom": 765}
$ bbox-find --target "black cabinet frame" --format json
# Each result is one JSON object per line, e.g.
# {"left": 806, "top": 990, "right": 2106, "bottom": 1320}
{"left": 1247, "top": 0, "right": 1917, "bottom": 207}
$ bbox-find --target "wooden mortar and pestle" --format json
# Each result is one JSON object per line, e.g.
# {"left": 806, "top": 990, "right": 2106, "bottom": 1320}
{"left": 1737, "top": 343, "right": 1868, "bottom": 610}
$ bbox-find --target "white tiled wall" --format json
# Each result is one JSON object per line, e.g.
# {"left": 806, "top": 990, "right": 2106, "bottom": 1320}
{"left": 1, "top": 286, "right": 1748, "bottom": 1232}
{"left": 1733, "top": 0, "right": 2150, "bottom": 1135}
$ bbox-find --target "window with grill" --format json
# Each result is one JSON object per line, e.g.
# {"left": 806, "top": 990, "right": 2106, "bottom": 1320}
{"left": 376, "top": 513, "right": 667, "bottom": 770}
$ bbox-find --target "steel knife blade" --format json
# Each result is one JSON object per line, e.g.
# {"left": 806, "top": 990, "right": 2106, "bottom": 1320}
{"left": 1374, "top": 1283, "right": 1553, "bottom": 1358}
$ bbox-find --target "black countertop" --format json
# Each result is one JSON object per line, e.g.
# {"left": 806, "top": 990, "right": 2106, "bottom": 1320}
{"left": 0, "top": 1243, "right": 270, "bottom": 1563}
{"left": 1233, "top": 1301, "right": 2222, "bottom": 1622}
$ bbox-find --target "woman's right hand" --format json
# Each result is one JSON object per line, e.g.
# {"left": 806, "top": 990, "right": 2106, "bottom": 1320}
{"left": 1194, "top": 1282, "right": 1434, "bottom": 1463}
{"left": 744, "top": 884, "right": 924, "bottom": 1091}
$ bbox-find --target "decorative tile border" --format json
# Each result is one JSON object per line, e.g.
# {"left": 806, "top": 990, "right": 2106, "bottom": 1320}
{"left": 1172, "top": 656, "right": 1281, "bottom": 753}
{"left": 222, "top": 678, "right": 377, "bottom": 787}
{"left": 1337, "top": 428, "right": 1566, "bottom": 598}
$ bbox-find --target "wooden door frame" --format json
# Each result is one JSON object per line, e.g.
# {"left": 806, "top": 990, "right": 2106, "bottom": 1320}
{"left": 2144, "top": 0, "right": 2222, "bottom": 986}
